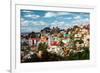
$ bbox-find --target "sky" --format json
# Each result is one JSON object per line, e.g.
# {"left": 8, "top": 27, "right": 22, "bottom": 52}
{"left": 21, "top": 9, "right": 90, "bottom": 33}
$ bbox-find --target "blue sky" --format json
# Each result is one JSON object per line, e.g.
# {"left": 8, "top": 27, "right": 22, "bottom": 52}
{"left": 21, "top": 9, "right": 90, "bottom": 33}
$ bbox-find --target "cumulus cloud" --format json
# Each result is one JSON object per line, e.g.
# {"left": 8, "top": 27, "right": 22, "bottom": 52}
{"left": 73, "top": 15, "right": 81, "bottom": 19}
{"left": 44, "top": 12, "right": 71, "bottom": 18}
{"left": 72, "top": 17, "right": 89, "bottom": 25}
{"left": 44, "top": 12, "right": 56, "bottom": 18}
{"left": 83, "top": 18, "right": 89, "bottom": 21}
{"left": 51, "top": 21, "right": 70, "bottom": 29}
{"left": 21, "top": 18, "right": 29, "bottom": 27}
{"left": 21, "top": 10, "right": 32, "bottom": 13}
{"left": 21, "top": 18, "right": 48, "bottom": 27}
{"left": 32, "top": 21, "right": 48, "bottom": 26}
{"left": 21, "top": 27, "right": 39, "bottom": 33}
{"left": 57, "top": 12, "right": 71, "bottom": 16}
{"left": 21, "top": 27, "right": 32, "bottom": 32}
{"left": 24, "top": 14, "right": 40, "bottom": 19}
{"left": 21, "top": 21, "right": 47, "bottom": 32}
{"left": 63, "top": 17, "right": 72, "bottom": 20}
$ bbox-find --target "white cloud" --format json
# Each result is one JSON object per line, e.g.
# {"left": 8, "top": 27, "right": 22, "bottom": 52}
{"left": 21, "top": 21, "right": 48, "bottom": 32}
{"left": 44, "top": 12, "right": 71, "bottom": 18}
{"left": 21, "top": 10, "right": 32, "bottom": 13}
{"left": 21, "top": 18, "right": 29, "bottom": 27}
{"left": 51, "top": 21, "right": 70, "bottom": 29}
{"left": 81, "top": 18, "right": 89, "bottom": 24}
{"left": 21, "top": 18, "right": 48, "bottom": 27}
{"left": 73, "top": 15, "right": 81, "bottom": 19}
{"left": 44, "top": 12, "right": 56, "bottom": 18}
{"left": 64, "top": 17, "right": 72, "bottom": 20}
{"left": 21, "top": 27, "right": 42, "bottom": 33}
{"left": 83, "top": 18, "right": 89, "bottom": 21}
{"left": 72, "top": 17, "right": 89, "bottom": 25}
{"left": 57, "top": 12, "right": 71, "bottom": 16}
{"left": 32, "top": 21, "right": 48, "bottom": 26}
{"left": 21, "top": 18, "right": 24, "bottom": 21}
{"left": 24, "top": 14, "right": 40, "bottom": 19}
{"left": 21, "top": 27, "right": 34, "bottom": 33}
